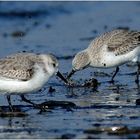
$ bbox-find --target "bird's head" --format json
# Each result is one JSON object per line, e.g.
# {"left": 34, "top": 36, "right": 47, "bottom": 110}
{"left": 40, "top": 54, "right": 59, "bottom": 76}
{"left": 40, "top": 54, "right": 69, "bottom": 84}
{"left": 67, "top": 50, "right": 90, "bottom": 79}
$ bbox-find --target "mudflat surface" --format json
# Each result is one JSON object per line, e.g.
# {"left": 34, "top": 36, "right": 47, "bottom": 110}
{"left": 0, "top": 2, "right": 140, "bottom": 139}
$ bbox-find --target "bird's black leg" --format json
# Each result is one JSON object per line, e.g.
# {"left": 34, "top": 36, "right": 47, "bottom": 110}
{"left": 20, "top": 95, "right": 47, "bottom": 111}
{"left": 135, "top": 63, "right": 140, "bottom": 84}
{"left": 20, "top": 95, "right": 36, "bottom": 106}
{"left": 6, "top": 95, "right": 14, "bottom": 112}
{"left": 110, "top": 66, "right": 119, "bottom": 83}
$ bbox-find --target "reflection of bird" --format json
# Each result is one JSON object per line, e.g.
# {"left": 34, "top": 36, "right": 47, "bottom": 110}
{"left": 0, "top": 53, "right": 68, "bottom": 111}
{"left": 68, "top": 29, "right": 140, "bottom": 83}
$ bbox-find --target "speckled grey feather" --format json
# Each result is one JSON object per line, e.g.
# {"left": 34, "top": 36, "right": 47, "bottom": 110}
{"left": 0, "top": 53, "right": 43, "bottom": 81}
{"left": 89, "top": 29, "right": 140, "bottom": 56}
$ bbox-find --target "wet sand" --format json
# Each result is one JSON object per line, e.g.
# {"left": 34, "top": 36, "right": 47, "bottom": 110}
{"left": 0, "top": 1, "right": 140, "bottom": 139}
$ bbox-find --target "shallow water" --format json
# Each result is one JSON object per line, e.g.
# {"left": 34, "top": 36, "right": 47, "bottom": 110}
{"left": 0, "top": 1, "right": 140, "bottom": 139}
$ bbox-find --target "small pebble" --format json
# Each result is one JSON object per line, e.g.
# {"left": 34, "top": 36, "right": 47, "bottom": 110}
{"left": 93, "top": 123, "right": 101, "bottom": 127}
{"left": 136, "top": 99, "right": 140, "bottom": 105}
{"left": 15, "top": 121, "right": 19, "bottom": 124}
{"left": 48, "top": 86, "right": 56, "bottom": 93}
{"left": 11, "top": 31, "right": 26, "bottom": 37}
{"left": 115, "top": 97, "right": 119, "bottom": 101}
{"left": 60, "top": 133, "right": 75, "bottom": 139}
{"left": 126, "top": 99, "right": 130, "bottom": 103}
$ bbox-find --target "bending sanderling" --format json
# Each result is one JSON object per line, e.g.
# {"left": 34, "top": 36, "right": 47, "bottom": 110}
{"left": 0, "top": 53, "right": 69, "bottom": 111}
{"left": 67, "top": 29, "right": 140, "bottom": 83}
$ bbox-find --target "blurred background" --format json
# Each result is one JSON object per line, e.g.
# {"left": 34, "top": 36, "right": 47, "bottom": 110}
{"left": 0, "top": 1, "right": 140, "bottom": 139}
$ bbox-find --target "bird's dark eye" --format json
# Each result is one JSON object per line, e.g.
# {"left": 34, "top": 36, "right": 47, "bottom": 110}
{"left": 52, "top": 63, "right": 56, "bottom": 67}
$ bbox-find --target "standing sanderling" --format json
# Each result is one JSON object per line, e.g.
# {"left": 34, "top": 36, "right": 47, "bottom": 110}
{"left": 0, "top": 53, "right": 69, "bottom": 111}
{"left": 67, "top": 29, "right": 140, "bottom": 83}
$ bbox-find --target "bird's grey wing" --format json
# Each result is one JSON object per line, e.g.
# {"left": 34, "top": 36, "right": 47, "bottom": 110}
{"left": 106, "top": 30, "right": 140, "bottom": 56}
{"left": 0, "top": 54, "right": 35, "bottom": 81}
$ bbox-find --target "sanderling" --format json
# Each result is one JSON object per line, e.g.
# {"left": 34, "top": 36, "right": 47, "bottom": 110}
{"left": 0, "top": 53, "right": 69, "bottom": 111}
{"left": 67, "top": 29, "right": 140, "bottom": 83}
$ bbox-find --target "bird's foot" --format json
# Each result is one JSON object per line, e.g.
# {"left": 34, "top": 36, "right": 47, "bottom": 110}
{"left": 65, "top": 79, "right": 76, "bottom": 87}
{"left": 33, "top": 104, "right": 48, "bottom": 112}
{"left": 9, "top": 107, "right": 14, "bottom": 112}
{"left": 109, "top": 79, "right": 115, "bottom": 84}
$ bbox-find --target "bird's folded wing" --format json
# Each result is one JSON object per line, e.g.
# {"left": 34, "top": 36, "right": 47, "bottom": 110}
{"left": 0, "top": 53, "right": 35, "bottom": 81}
{"left": 107, "top": 30, "right": 140, "bottom": 56}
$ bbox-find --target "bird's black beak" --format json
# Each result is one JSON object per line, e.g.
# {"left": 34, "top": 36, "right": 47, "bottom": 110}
{"left": 67, "top": 69, "right": 76, "bottom": 79}
{"left": 56, "top": 71, "right": 69, "bottom": 84}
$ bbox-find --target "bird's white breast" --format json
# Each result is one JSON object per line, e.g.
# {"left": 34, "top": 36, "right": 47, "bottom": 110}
{"left": 0, "top": 65, "right": 50, "bottom": 94}
{"left": 90, "top": 44, "right": 140, "bottom": 68}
